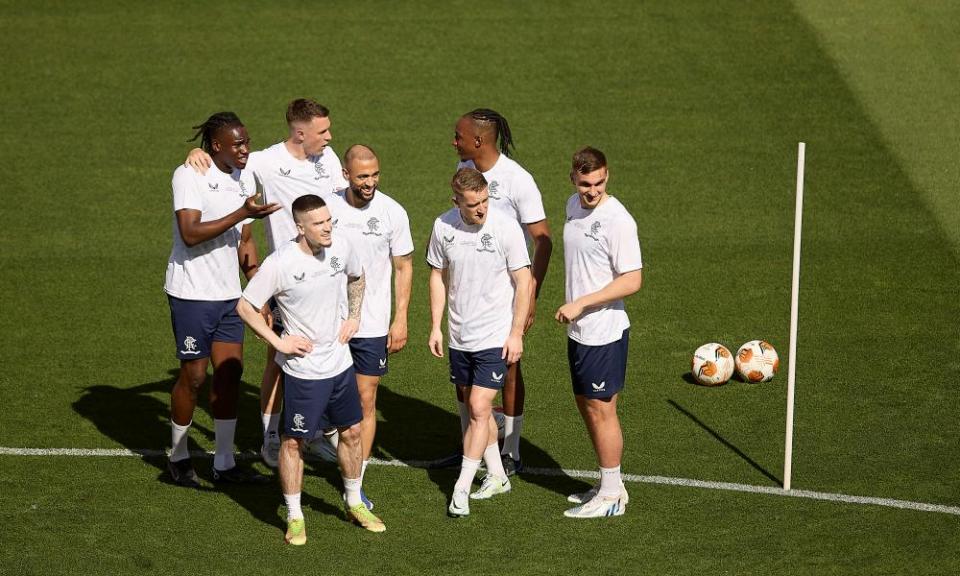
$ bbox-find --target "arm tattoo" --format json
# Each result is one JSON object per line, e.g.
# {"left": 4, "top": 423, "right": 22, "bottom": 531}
{"left": 347, "top": 274, "right": 365, "bottom": 321}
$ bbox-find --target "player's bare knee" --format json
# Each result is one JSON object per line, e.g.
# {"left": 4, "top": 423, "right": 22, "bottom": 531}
{"left": 338, "top": 424, "right": 361, "bottom": 446}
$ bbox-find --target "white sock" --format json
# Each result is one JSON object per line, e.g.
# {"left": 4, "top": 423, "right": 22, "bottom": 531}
{"left": 344, "top": 476, "right": 362, "bottom": 507}
{"left": 213, "top": 418, "right": 237, "bottom": 471}
{"left": 454, "top": 456, "right": 481, "bottom": 494}
{"left": 483, "top": 442, "right": 507, "bottom": 479}
{"left": 170, "top": 420, "right": 191, "bottom": 462}
{"left": 501, "top": 414, "right": 523, "bottom": 460}
{"left": 284, "top": 492, "right": 303, "bottom": 520}
{"left": 324, "top": 428, "right": 339, "bottom": 448}
{"left": 361, "top": 459, "right": 369, "bottom": 483}
{"left": 262, "top": 412, "right": 280, "bottom": 438}
{"left": 457, "top": 401, "right": 470, "bottom": 440}
{"left": 599, "top": 465, "right": 622, "bottom": 498}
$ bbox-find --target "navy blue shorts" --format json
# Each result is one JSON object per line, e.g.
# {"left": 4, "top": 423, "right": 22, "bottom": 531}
{"left": 269, "top": 297, "right": 283, "bottom": 336}
{"left": 349, "top": 336, "right": 388, "bottom": 376}
{"left": 282, "top": 367, "right": 362, "bottom": 438}
{"left": 449, "top": 347, "right": 508, "bottom": 390}
{"left": 167, "top": 296, "right": 244, "bottom": 360}
{"left": 567, "top": 329, "right": 630, "bottom": 398}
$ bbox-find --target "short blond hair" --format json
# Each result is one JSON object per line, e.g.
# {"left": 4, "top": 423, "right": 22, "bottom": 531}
{"left": 451, "top": 167, "right": 487, "bottom": 195}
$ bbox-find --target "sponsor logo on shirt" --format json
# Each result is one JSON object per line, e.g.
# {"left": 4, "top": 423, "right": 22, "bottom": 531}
{"left": 208, "top": 183, "right": 219, "bottom": 191}
{"left": 585, "top": 221, "right": 602, "bottom": 241}
{"left": 180, "top": 336, "right": 201, "bottom": 355}
{"left": 291, "top": 413, "right": 309, "bottom": 433}
{"left": 488, "top": 181, "right": 502, "bottom": 200}
{"left": 293, "top": 272, "right": 306, "bottom": 283}
{"left": 443, "top": 234, "right": 455, "bottom": 244}
{"left": 477, "top": 233, "right": 496, "bottom": 253}
{"left": 279, "top": 168, "right": 291, "bottom": 177}
{"left": 363, "top": 217, "right": 383, "bottom": 236}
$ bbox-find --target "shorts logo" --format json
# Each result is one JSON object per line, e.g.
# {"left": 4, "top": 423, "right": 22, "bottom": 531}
{"left": 279, "top": 168, "right": 291, "bottom": 177}
{"left": 363, "top": 217, "right": 382, "bottom": 236}
{"left": 293, "top": 272, "right": 306, "bottom": 283}
{"left": 329, "top": 256, "right": 344, "bottom": 276}
{"left": 491, "top": 371, "right": 504, "bottom": 383}
{"left": 488, "top": 181, "right": 501, "bottom": 200}
{"left": 585, "top": 221, "right": 602, "bottom": 241}
{"left": 591, "top": 381, "right": 606, "bottom": 392}
{"left": 291, "top": 413, "right": 309, "bottom": 433}
{"left": 379, "top": 358, "right": 387, "bottom": 368}
{"left": 314, "top": 160, "right": 328, "bottom": 180}
{"left": 180, "top": 336, "right": 201, "bottom": 355}
{"left": 477, "top": 233, "right": 496, "bottom": 253}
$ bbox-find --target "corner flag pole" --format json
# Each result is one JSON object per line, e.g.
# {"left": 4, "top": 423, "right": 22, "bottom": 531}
{"left": 784, "top": 142, "right": 805, "bottom": 491}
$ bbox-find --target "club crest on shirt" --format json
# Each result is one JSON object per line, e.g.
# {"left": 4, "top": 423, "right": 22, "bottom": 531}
{"left": 238, "top": 180, "right": 249, "bottom": 197}
{"left": 314, "top": 160, "right": 328, "bottom": 180}
{"left": 488, "top": 180, "right": 501, "bottom": 200}
{"left": 476, "top": 233, "right": 496, "bottom": 253}
{"left": 329, "top": 256, "right": 344, "bottom": 276}
{"left": 279, "top": 167, "right": 291, "bottom": 177}
{"left": 585, "top": 221, "right": 602, "bottom": 241}
{"left": 363, "top": 217, "right": 383, "bottom": 236}
{"left": 293, "top": 272, "right": 306, "bottom": 283}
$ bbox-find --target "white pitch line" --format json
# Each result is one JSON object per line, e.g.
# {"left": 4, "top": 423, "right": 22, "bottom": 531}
{"left": 2, "top": 447, "right": 958, "bottom": 517}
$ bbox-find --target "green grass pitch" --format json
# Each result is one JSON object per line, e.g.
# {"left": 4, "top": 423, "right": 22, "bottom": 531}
{"left": 1, "top": 1, "right": 958, "bottom": 574}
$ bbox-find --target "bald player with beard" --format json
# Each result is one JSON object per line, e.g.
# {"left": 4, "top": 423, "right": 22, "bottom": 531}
{"left": 325, "top": 144, "right": 414, "bottom": 510}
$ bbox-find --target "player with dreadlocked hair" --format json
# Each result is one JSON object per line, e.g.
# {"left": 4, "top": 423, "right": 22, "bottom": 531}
{"left": 189, "top": 111, "right": 244, "bottom": 154}
{"left": 466, "top": 108, "right": 515, "bottom": 157}
{"left": 452, "top": 108, "right": 553, "bottom": 476}
{"left": 163, "top": 111, "right": 279, "bottom": 489}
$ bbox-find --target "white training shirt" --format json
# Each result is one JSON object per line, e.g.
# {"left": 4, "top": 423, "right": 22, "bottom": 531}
{"left": 242, "top": 239, "right": 362, "bottom": 380}
{"left": 246, "top": 142, "right": 348, "bottom": 253}
{"left": 563, "top": 194, "right": 643, "bottom": 346}
{"left": 164, "top": 164, "right": 255, "bottom": 301}
{"left": 458, "top": 155, "right": 546, "bottom": 239}
{"left": 327, "top": 189, "right": 414, "bottom": 338}
{"left": 426, "top": 209, "right": 530, "bottom": 352}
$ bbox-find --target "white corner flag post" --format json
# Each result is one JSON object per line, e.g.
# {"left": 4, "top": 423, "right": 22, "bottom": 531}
{"left": 784, "top": 142, "right": 806, "bottom": 491}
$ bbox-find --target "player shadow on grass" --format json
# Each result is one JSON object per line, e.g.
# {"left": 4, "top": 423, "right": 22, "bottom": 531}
{"left": 667, "top": 396, "right": 781, "bottom": 485}
{"left": 367, "top": 383, "right": 591, "bottom": 500}
{"left": 71, "top": 369, "right": 303, "bottom": 529}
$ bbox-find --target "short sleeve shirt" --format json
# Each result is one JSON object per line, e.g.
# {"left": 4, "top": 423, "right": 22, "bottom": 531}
{"left": 164, "top": 164, "right": 255, "bottom": 301}
{"left": 426, "top": 209, "right": 530, "bottom": 351}
{"left": 246, "top": 143, "right": 348, "bottom": 254}
{"left": 459, "top": 155, "right": 546, "bottom": 242}
{"left": 242, "top": 239, "right": 362, "bottom": 380}
{"left": 327, "top": 189, "right": 415, "bottom": 338}
{"left": 563, "top": 194, "right": 643, "bottom": 346}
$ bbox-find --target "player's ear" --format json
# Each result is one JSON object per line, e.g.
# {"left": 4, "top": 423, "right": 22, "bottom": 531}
{"left": 342, "top": 167, "right": 349, "bottom": 182}
{"left": 211, "top": 139, "right": 222, "bottom": 153}
{"left": 451, "top": 194, "right": 459, "bottom": 207}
